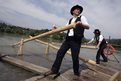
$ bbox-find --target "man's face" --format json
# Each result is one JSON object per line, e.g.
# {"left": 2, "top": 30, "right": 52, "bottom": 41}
{"left": 73, "top": 8, "right": 80, "bottom": 16}
{"left": 95, "top": 33, "right": 99, "bottom": 37}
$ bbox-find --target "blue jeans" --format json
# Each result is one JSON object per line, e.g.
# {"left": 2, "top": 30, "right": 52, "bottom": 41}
{"left": 51, "top": 40, "right": 81, "bottom": 76}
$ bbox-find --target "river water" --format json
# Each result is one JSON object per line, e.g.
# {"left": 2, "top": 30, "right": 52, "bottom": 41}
{"left": 0, "top": 33, "right": 121, "bottom": 81}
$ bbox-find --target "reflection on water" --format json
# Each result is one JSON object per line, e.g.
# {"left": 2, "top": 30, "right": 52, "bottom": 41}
{"left": 0, "top": 33, "right": 121, "bottom": 81}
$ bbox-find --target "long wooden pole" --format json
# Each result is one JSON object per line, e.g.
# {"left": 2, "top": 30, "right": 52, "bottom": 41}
{"left": 12, "top": 23, "right": 76, "bottom": 47}
{"left": 52, "top": 42, "right": 96, "bottom": 49}
{"left": 81, "top": 45, "right": 96, "bottom": 49}
{"left": 29, "top": 36, "right": 96, "bottom": 65}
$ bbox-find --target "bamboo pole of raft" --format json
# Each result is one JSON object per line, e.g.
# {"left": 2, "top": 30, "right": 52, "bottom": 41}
{"left": 52, "top": 42, "right": 96, "bottom": 49}
{"left": 81, "top": 45, "right": 96, "bottom": 49}
{"left": 29, "top": 36, "right": 96, "bottom": 65}
{"left": 12, "top": 23, "right": 76, "bottom": 47}
{"left": 45, "top": 43, "right": 50, "bottom": 55}
{"left": 17, "top": 39, "right": 24, "bottom": 55}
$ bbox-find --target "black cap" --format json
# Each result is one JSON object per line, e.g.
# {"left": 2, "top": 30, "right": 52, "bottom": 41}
{"left": 70, "top": 5, "right": 83, "bottom": 15}
{"left": 93, "top": 29, "right": 101, "bottom": 34}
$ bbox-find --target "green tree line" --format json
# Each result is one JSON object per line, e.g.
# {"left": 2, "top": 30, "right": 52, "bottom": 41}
{"left": 0, "top": 23, "right": 67, "bottom": 40}
{"left": 0, "top": 23, "right": 49, "bottom": 36}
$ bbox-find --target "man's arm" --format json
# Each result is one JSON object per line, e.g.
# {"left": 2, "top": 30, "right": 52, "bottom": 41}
{"left": 76, "top": 16, "right": 90, "bottom": 29}
{"left": 95, "top": 41, "right": 102, "bottom": 49}
{"left": 85, "top": 40, "right": 93, "bottom": 45}
{"left": 82, "top": 23, "right": 90, "bottom": 29}
{"left": 76, "top": 21, "right": 89, "bottom": 29}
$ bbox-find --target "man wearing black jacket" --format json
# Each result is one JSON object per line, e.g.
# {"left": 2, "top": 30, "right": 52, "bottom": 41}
{"left": 45, "top": 5, "right": 90, "bottom": 80}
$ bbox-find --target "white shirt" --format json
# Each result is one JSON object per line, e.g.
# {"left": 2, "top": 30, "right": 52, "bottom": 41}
{"left": 66, "top": 16, "right": 89, "bottom": 36}
{"left": 91, "top": 35, "right": 104, "bottom": 42}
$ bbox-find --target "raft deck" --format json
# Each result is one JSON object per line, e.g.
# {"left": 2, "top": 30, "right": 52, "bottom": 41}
{"left": 1, "top": 54, "right": 121, "bottom": 81}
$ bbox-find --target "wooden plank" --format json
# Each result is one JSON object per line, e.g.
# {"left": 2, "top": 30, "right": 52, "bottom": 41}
{"left": 1, "top": 55, "right": 49, "bottom": 75}
{"left": 110, "top": 72, "right": 121, "bottom": 81}
{"left": 25, "top": 74, "right": 69, "bottom": 81}
{"left": 84, "top": 61, "right": 121, "bottom": 81}
{"left": 79, "top": 69, "right": 110, "bottom": 81}
{"left": 86, "top": 63, "right": 117, "bottom": 76}
{"left": 101, "top": 60, "right": 121, "bottom": 71}
{"left": 25, "top": 76, "right": 55, "bottom": 81}
{"left": 1, "top": 55, "right": 56, "bottom": 79}
{"left": 1, "top": 55, "right": 69, "bottom": 81}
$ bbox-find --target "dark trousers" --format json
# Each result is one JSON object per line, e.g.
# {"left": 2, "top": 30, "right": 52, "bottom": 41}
{"left": 51, "top": 40, "right": 81, "bottom": 76}
{"left": 96, "top": 43, "right": 107, "bottom": 64}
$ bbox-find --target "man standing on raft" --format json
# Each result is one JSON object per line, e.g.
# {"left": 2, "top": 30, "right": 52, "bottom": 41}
{"left": 45, "top": 5, "right": 90, "bottom": 80}
{"left": 85, "top": 29, "right": 108, "bottom": 64}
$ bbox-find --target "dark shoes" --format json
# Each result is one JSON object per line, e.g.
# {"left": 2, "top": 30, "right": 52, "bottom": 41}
{"left": 73, "top": 75, "right": 79, "bottom": 80}
{"left": 96, "top": 61, "right": 100, "bottom": 64}
{"left": 96, "top": 59, "right": 108, "bottom": 64}
{"left": 103, "top": 59, "right": 108, "bottom": 62}
{"left": 44, "top": 70, "right": 54, "bottom": 77}
{"left": 44, "top": 71, "right": 79, "bottom": 80}
{"left": 103, "top": 58, "right": 108, "bottom": 62}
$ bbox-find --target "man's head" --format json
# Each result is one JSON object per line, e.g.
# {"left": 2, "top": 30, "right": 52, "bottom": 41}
{"left": 70, "top": 5, "right": 83, "bottom": 16}
{"left": 93, "top": 29, "right": 101, "bottom": 36}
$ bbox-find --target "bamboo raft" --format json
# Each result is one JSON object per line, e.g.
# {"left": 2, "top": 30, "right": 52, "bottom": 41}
{"left": 1, "top": 54, "right": 121, "bottom": 81}
{"left": 1, "top": 24, "right": 121, "bottom": 81}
